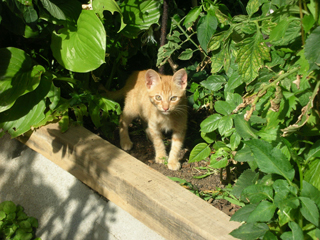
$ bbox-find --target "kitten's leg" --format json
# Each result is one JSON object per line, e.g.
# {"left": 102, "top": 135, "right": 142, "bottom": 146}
{"left": 167, "top": 131, "right": 185, "bottom": 170}
{"left": 146, "top": 124, "right": 167, "bottom": 164}
{"left": 119, "top": 113, "right": 134, "bottom": 150}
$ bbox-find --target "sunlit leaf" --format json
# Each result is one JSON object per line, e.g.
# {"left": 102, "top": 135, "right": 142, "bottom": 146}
{"left": 189, "top": 143, "right": 211, "bottom": 163}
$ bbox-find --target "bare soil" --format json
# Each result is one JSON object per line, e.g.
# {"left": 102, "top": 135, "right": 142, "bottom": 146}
{"left": 103, "top": 118, "right": 241, "bottom": 217}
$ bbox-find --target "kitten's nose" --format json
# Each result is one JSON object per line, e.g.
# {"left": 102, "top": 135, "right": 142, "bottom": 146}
{"left": 163, "top": 106, "right": 169, "bottom": 111}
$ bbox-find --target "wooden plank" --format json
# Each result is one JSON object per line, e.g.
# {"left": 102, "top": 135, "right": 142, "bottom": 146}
{"left": 18, "top": 123, "right": 240, "bottom": 240}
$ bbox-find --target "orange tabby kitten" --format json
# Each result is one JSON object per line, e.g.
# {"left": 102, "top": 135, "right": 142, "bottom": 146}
{"left": 104, "top": 69, "right": 188, "bottom": 170}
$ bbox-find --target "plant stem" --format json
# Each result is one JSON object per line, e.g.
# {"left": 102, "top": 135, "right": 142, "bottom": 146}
{"left": 54, "top": 77, "right": 78, "bottom": 85}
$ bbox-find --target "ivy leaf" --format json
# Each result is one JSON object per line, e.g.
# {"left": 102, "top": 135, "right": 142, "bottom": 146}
{"left": 246, "top": 139, "right": 295, "bottom": 181}
{"left": 200, "top": 114, "right": 222, "bottom": 133}
{"left": 197, "top": 14, "right": 217, "bottom": 54}
{"left": 189, "top": 143, "right": 211, "bottom": 163}
{"left": 305, "top": 26, "right": 320, "bottom": 70}
{"left": 236, "top": 34, "right": 270, "bottom": 83}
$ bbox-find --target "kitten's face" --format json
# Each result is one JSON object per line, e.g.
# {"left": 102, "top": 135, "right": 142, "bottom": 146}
{"left": 145, "top": 69, "right": 187, "bottom": 115}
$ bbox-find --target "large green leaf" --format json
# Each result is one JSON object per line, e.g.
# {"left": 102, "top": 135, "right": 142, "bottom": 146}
{"left": 304, "top": 159, "right": 320, "bottom": 191}
{"left": 121, "top": 0, "right": 161, "bottom": 38}
{"left": 200, "top": 75, "right": 226, "bottom": 92}
{"left": 299, "top": 197, "right": 319, "bottom": 226}
{"left": 236, "top": 33, "right": 270, "bottom": 83}
{"left": 246, "top": 0, "right": 268, "bottom": 17}
{"left": 200, "top": 114, "right": 222, "bottom": 133}
{"left": 301, "top": 180, "right": 320, "bottom": 209}
{"left": 197, "top": 13, "right": 217, "bottom": 54}
{"left": 0, "top": 76, "right": 53, "bottom": 138}
{"left": 189, "top": 143, "right": 211, "bottom": 163}
{"left": 242, "top": 184, "right": 274, "bottom": 203}
{"left": 183, "top": 6, "right": 201, "bottom": 27}
{"left": 231, "top": 203, "right": 258, "bottom": 222}
{"left": 232, "top": 169, "right": 259, "bottom": 198}
{"left": 0, "top": 47, "right": 45, "bottom": 113}
{"left": 218, "top": 115, "right": 233, "bottom": 136}
{"left": 269, "top": 18, "right": 301, "bottom": 46}
{"left": 40, "top": 0, "right": 66, "bottom": 20}
{"left": 214, "top": 101, "right": 234, "bottom": 116}
{"left": 246, "top": 139, "right": 295, "bottom": 181}
{"left": 305, "top": 26, "right": 320, "bottom": 70}
{"left": 234, "top": 114, "right": 258, "bottom": 140}
{"left": 247, "top": 201, "right": 277, "bottom": 223}
{"left": 93, "top": 0, "right": 126, "bottom": 32}
{"left": 230, "top": 222, "right": 269, "bottom": 240}
{"left": 51, "top": 10, "right": 106, "bottom": 73}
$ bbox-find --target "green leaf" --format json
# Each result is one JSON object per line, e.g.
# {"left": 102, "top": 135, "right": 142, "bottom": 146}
{"left": 0, "top": 211, "right": 5, "bottom": 220}
{"left": 230, "top": 131, "right": 241, "bottom": 150}
{"left": 209, "top": 158, "right": 228, "bottom": 168}
{"left": 288, "top": 221, "right": 304, "bottom": 240}
{"left": 218, "top": 115, "right": 233, "bottom": 136}
{"left": 299, "top": 197, "right": 319, "bottom": 226}
{"left": 247, "top": 201, "right": 277, "bottom": 223}
{"left": 121, "top": 0, "right": 161, "bottom": 38}
{"left": 201, "top": 131, "right": 216, "bottom": 144}
{"left": 263, "top": 231, "right": 278, "bottom": 240}
{"left": 197, "top": 14, "right": 217, "bottom": 54}
{"left": 246, "top": 139, "right": 295, "bottom": 181}
{"left": 183, "top": 6, "right": 201, "bottom": 27}
{"left": 225, "top": 71, "right": 243, "bottom": 92}
{"left": 51, "top": 10, "right": 106, "bottom": 73}
{"left": 278, "top": 207, "right": 299, "bottom": 227}
{"left": 230, "top": 222, "right": 269, "bottom": 240}
{"left": 246, "top": 0, "right": 268, "bottom": 17}
{"left": 269, "top": 18, "right": 301, "bottom": 46}
{"left": 214, "top": 101, "right": 233, "bottom": 116}
{"left": 302, "top": 14, "right": 315, "bottom": 33}
{"left": 306, "top": 140, "right": 320, "bottom": 161}
{"left": 200, "top": 75, "right": 226, "bottom": 92}
{"left": 234, "top": 115, "right": 258, "bottom": 140}
{"left": 242, "top": 184, "right": 273, "bottom": 204}
{"left": 235, "top": 146, "right": 255, "bottom": 162}
{"left": 232, "top": 169, "right": 258, "bottom": 198}
{"left": 200, "top": 114, "right": 222, "bottom": 133}
{"left": 189, "top": 143, "right": 211, "bottom": 163}
{"left": 0, "top": 201, "right": 16, "bottom": 214}
{"left": 23, "top": 5, "right": 38, "bottom": 23}
{"left": 0, "top": 47, "right": 45, "bottom": 113}
{"left": 178, "top": 48, "right": 193, "bottom": 60}
{"left": 40, "top": 0, "right": 66, "bottom": 20}
{"left": 301, "top": 180, "right": 320, "bottom": 209}
{"left": 210, "top": 49, "right": 225, "bottom": 73}
{"left": 305, "top": 26, "right": 320, "bottom": 70}
{"left": 304, "top": 159, "right": 320, "bottom": 191}
{"left": 236, "top": 34, "right": 270, "bottom": 83}
{"left": 0, "top": 76, "right": 52, "bottom": 138}
{"left": 93, "top": 0, "right": 126, "bottom": 32}
{"left": 231, "top": 203, "right": 258, "bottom": 222}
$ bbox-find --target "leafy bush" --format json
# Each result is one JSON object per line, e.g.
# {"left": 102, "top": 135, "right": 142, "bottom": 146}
{"left": 0, "top": 201, "right": 40, "bottom": 240}
{"left": 0, "top": 0, "right": 160, "bottom": 137}
{"left": 157, "top": 0, "right": 320, "bottom": 238}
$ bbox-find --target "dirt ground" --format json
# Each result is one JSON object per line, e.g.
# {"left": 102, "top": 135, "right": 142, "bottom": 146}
{"left": 103, "top": 118, "right": 241, "bottom": 217}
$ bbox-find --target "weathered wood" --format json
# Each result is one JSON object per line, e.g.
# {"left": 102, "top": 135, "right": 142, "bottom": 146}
{"left": 18, "top": 123, "right": 240, "bottom": 240}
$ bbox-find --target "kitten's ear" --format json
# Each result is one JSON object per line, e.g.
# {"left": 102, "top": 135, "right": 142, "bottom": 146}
{"left": 145, "top": 69, "right": 161, "bottom": 89}
{"left": 172, "top": 69, "right": 187, "bottom": 90}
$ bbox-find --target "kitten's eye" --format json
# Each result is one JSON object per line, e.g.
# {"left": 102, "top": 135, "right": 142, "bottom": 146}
{"left": 155, "top": 95, "right": 162, "bottom": 101}
{"left": 170, "top": 96, "right": 178, "bottom": 101}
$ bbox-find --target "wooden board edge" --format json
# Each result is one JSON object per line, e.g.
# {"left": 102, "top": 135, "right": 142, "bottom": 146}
{"left": 18, "top": 123, "right": 241, "bottom": 240}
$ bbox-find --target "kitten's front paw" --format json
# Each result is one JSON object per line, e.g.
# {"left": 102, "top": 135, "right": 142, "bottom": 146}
{"left": 120, "top": 139, "right": 133, "bottom": 151}
{"left": 168, "top": 161, "right": 181, "bottom": 171}
{"left": 155, "top": 156, "right": 167, "bottom": 164}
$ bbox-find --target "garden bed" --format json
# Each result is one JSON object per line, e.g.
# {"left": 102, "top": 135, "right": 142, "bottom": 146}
{"left": 18, "top": 123, "right": 240, "bottom": 240}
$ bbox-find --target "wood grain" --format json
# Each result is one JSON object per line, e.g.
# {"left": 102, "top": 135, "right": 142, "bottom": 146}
{"left": 18, "top": 123, "right": 240, "bottom": 240}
